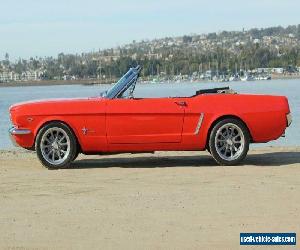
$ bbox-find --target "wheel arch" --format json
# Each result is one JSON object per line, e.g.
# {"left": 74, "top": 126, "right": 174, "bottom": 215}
{"left": 34, "top": 119, "right": 82, "bottom": 153}
{"left": 205, "top": 114, "right": 253, "bottom": 150}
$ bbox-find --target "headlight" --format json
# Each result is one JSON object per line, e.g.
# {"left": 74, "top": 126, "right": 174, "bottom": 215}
{"left": 286, "top": 113, "right": 292, "bottom": 127}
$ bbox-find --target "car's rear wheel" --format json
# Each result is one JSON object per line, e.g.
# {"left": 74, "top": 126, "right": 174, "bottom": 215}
{"left": 208, "top": 118, "right": 250, "bottom": 166}
{"left": 36, "top": 122, "right": 77, "bottom": 169}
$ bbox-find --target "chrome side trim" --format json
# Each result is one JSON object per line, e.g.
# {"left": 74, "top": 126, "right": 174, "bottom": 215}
{"left": 9, "top": 126, "right": 31, "bottom": 135}
{"left": 194, "top": 113, "right": 204, "bottom": 135}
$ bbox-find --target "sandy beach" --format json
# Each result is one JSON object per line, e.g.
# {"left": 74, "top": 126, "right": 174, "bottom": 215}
{"left": 0, "top": 147, "right": 299, "bottom": 249}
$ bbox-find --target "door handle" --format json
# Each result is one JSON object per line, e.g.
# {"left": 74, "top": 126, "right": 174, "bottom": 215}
{"left": 175, "top": 101, "right": 187, "bottom": 107}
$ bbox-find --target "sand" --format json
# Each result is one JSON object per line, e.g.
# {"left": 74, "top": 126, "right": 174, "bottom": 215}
{"left": 0, "top": 147, "right": 299, "bottom": 250}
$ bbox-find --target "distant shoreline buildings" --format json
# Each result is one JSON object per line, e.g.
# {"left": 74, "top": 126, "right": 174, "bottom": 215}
{"left": 0, "top": 70, "right": 44, "bottom": 82}
{"left": 1, "top": 24, "right": 300, "bottom": 84}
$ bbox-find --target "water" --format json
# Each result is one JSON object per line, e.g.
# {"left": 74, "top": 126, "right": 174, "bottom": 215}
{"left": 0, "top": 79, "right": 299, "bottom": 149}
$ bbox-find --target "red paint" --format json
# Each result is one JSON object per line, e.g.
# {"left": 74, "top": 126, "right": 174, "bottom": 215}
{"left": 9, "top": 93, "right": 291, "bottom": 153}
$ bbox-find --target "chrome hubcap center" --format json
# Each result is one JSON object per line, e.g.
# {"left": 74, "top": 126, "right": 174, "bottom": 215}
{"left": 226, "top": 139, "right": 233, "bottom": 146}
{"left": 52, "top": 141, "right": 59, "bottom": 150}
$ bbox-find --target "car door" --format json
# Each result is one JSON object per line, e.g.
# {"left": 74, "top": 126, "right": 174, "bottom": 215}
{"left": 106, "top": 98, "right": 185, "bottom": 144}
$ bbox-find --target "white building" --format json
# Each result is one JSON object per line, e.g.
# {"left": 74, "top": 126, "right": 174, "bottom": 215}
{"left": 0, "top": 70, "right": 43, "bottom": 82}
{"left": 21, "top": 71, "right": 42, "bottom": 81}
{"left": 257, "top": 68, "right": 272, "bottom": 73}
{"left": 0, "top": 71, "right": 10, "bottom": 82}
{"left": 272, "top": 68, "right": 284, "bottom": 74}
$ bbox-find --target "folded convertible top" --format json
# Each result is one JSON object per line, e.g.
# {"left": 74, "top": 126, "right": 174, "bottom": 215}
{"left": 196, "top": 87, "right": 236, "bottom": 95}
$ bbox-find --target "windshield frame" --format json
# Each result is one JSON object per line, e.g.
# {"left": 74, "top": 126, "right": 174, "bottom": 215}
{"left": 103, "top": 65, "right": 141, "bottom": 99}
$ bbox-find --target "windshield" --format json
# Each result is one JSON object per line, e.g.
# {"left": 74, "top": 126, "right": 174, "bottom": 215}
{"left": 103, "top": 65, "right": 141, "bottom": 99}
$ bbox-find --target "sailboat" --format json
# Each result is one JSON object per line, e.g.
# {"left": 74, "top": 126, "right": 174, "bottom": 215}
{"left": 241, "top": 73, "right": 255, "bottom": 81}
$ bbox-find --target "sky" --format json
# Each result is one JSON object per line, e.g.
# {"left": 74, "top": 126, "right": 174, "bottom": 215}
{"left": 0, "top": 0, "right": 299, "bottom": 60}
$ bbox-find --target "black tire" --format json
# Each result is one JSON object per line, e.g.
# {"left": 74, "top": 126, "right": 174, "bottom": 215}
{"left": 208, "top": 118, "right": 250, "bottom": 166}
{"left": 35, "top": 122, "right": 78, "bottom": 169}
{"left": 72, "top": 147, "right": 80, "bottom": 161}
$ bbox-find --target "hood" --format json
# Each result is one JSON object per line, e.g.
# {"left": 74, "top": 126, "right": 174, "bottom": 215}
{"left": 9, "top": 97, "right": 100, "bottom": 112}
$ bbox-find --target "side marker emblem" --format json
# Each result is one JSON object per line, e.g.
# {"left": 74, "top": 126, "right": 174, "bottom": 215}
{"left": 82, "top": 127, "right": 88, "bottom": 135}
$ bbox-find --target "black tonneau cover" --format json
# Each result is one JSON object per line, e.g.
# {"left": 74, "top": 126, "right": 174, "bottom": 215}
{"left": 196, "top": 87, "right": 230, "bottom": 95}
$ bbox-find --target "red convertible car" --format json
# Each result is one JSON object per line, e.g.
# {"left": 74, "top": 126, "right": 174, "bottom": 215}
{"left": 9, "top": 66, "right": 292, "bottom": 169}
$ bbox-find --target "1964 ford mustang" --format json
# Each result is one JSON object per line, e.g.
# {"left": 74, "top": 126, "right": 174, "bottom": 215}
{"left": 9, "top": 65, "right": 292, "bottom": 168}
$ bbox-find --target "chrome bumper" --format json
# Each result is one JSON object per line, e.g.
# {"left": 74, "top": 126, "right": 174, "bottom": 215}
{"left": 9, "top": 126, "right": 31, "bottom": 146}
{"left": 281, "top": 113, "right": 292, "bottom": 138}
{"left": 286, "top": 113, "right": 292, "bottom": 127}
{"left": 9, "top": 126, "right": 31, "bottom": 135}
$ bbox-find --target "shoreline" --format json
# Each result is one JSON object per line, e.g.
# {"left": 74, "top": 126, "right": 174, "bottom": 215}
{"left": 0, "top": 79, "right": 112, "bottom": 88}
{"left": 0, "top": 74, "right": 299, "bottom": 88}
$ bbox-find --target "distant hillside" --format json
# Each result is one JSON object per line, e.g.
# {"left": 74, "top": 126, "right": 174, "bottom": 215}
{"left": 1, "top": 24, "right": 300, "bottom": 82}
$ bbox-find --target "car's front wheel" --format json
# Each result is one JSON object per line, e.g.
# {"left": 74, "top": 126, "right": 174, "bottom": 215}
{"left": 36, "top": 122, "right": 78, "bottom": 169}
{"left": 208, "top": 118, "right": 250, "bottom": 166}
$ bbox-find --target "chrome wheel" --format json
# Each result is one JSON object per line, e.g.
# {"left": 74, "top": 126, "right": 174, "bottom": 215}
{"left": 214, "top": 123, "right": 245, "bottom": 161}
{"left": 40, "top": 127, "right": 71, "bottom": 165}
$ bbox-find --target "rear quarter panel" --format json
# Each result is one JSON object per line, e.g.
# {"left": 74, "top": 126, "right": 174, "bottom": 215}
{"left": 184, "top": 94, "right": 290, "bottom": 149}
